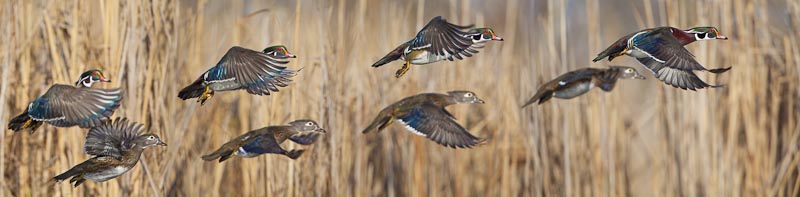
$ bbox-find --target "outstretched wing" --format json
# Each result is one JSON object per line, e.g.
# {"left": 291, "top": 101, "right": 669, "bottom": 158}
{"left": 396, "top": 103, "right": 486, "bottom": 148}
{"left": 84, "top": 117, "right": 144, "bottom": 158}
{"left": 635, "top": 57, "right": 721, "bottom": 90}
{"left": 28, "top": 85, "right": 123, "bottom": 128}
{"left": 204, "top": 46, "right": 298, "bottom": 95}
{"left": 633, "top": 28, "right": 709, "bottom": 71}
{"left": 410, "top": 16, "right": 475, "bottom": 61}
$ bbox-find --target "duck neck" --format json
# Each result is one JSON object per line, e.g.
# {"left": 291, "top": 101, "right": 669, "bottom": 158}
{"left": 438, "top": 94, "right": 458, "bottom": 106}
{"left": 670, "top": 28, "right": 697, "bottom": 45}
{"left": 274, "top": 127, "right": 298, "bottom": 143}
{"left": 598, "top": 69, "right": 622, "bottom": 83}
{"left": 121, "top": 146, "right": 147, "bottom": 164}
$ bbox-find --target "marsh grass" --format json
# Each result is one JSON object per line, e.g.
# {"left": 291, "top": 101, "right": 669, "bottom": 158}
{"left": 1, "top": 0, "right": 799, "bottom": 196}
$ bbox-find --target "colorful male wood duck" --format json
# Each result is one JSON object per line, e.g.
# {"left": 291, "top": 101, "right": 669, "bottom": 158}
{"left": 593, "top": 26, "right": 730, "bottom": 90}
{"left": 371, "top": 16, "right": 503, "bottom": 78}
{"left": 201, "top": 119, "right": 326, "bottom": 162}
{"left": 467, "top": 27, "right": 504, "bottom": 44}
{"left": 53, "top": 117, "right": 166, "bottom": 187}
{"left": 7, "top": 70, "right": 122, "bottom": 133}
{"left": 178, "top": 45, "right": 298, "bottom": 105}
{"left": 362, "top": 91, "right": 488, "bottom": 148}
{"left": 522, "top": 66, "right": 645, "bottom": 107}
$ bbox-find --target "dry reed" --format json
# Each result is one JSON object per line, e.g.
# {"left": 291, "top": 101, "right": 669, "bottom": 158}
{"left": 1, "top": 0, "right": 798, "bottom": 196}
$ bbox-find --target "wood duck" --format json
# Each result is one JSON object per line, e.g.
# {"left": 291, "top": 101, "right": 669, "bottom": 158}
{"left": 371, "top": 16, "right": 503, "bottom": 78}
{"left": 178, "top": 45, "right": 298, "bottom": 105}
{"left": 592, "top": 26, "right": 730, "bottom": 90}
{"left": 467, "top": 27, "right": 504, "bottom": 44}
{"left": 201, "top": 119, "right": 326, "bottom": 162}
{"left": 53, "top": 117, "right": 166, "bottom": 187}
{"left": 362, "top": 91, "right": 488, "bottom": 148}
{"left": 7, "top": 70, "right": 122, "bottom": 133}
{"left": 522, "top": 66, "right": 646, "bottom": 107}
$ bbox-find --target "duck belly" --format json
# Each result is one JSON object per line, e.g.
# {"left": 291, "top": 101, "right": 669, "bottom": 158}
{"left": 208, "top": 81, "right": 242, "bottom": 92}
{"left": 554, "top": 82, "right": 593, "bottom": 99}
{"left": 405, "top": 51, "right": 453, "bottom": 65}
{"left": 83, "top": 166, "right": 131, "bottom": 182}
{"left": 626, "top": 48, "right": 651, "bottom": 59}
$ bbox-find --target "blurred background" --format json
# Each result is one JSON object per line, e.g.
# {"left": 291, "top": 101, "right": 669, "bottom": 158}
{"left": 1, "top": 0, "right": 799, "bottom": 196}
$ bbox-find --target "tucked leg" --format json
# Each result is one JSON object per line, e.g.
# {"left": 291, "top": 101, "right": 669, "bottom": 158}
{"left": 197, "top": 86, "right": 215, "bottom": 105}
{"left": 395, "top": 60, "right": 411, "bottom": 78}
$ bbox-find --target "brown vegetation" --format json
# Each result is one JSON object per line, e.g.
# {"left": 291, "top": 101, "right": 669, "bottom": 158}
{"left": 1, "top": 0, "right": 798, "bottom": 196}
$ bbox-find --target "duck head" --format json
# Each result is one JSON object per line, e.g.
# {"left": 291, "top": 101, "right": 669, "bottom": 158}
{"left": 448, "top": 90, "right": 485, "bottom": 104}
{"left": 263, "top": 45, "right": 297, "bottom": 58}
{"left": 609, "top": 66, "right": 646, "bottom": 80}
{"left": 289, "top": 119, "right": 326, "bottom": 133}
{"left": 469, "top": 28, "right": 504, "bottom": 43}
{"left": 134, "top": 134, "right": 167, "bottom": 149}
{"left": 75, "top": 70, "right": 111, "bottom": 88}
{"left": 684, "top": 26, "right": 728, "bottom": 41}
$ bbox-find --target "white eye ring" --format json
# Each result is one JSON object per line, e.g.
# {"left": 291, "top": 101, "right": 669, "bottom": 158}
{"left": 306, "top": 122, "right": 313, "bottom": 126}
{"left": 464, "top": 93, "right": 473, "bottom": 97}
{"left": 147, "top": 136, "right": 155, "bottom": 140}
{"left": 625, "top": 69, "right": 633, "bottom": 73}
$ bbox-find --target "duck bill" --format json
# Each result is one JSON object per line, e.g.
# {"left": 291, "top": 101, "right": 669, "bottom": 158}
{"left": 716, "top": 35, "right": 728, "bottom": 40}
{"left": 316, "top": 128, "right": 327, "bottom": 133}
{"left": 101, "top": 77, "right": 111, "bottom": 82}
{"left": 286, "top": 53, "right": 297, "bottom": 58}
{"left": 476, "top": 99, "right": 485, "bottom": 104}
{"left": 158, "top": 141, "right": 168, "bottom": 146}
{"left": 635, "top": 75, "right": 646, "bottom": 80}
{"left": 492, "top": 36, "right": 504, "bottom": 41}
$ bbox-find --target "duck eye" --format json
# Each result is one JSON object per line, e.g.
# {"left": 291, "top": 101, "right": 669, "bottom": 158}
{"left": 626, "top": 68, "right": 633, "bottom": 73}
{"left": 306, "top": 122, "right": 313, "bottom": 126}
{"left": 464, "top": 93, "right": 473, "bottom": 97}
{"left": 148, "top": 136, "right": 155, "bottom": 140}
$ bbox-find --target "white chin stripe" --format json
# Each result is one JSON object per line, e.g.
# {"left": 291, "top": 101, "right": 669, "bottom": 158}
{"left": 396, "top": 119, "right": 426, "bottom": 136}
